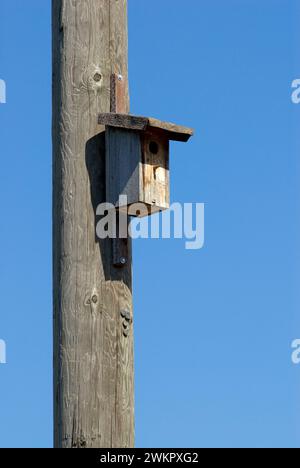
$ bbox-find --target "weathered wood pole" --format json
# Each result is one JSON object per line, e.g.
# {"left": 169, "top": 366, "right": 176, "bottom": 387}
{"left": 52, "top": 0, "right": 134, "bottom": 448}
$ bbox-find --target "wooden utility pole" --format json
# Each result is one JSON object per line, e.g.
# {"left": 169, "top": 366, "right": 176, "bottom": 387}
{"left": 52, "top": 0, "right": 134, "bottom": 448}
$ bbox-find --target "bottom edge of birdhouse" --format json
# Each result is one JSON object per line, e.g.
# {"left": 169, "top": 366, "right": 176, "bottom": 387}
{"left": 117, "top": 203, "right": 169, "bottom": 218}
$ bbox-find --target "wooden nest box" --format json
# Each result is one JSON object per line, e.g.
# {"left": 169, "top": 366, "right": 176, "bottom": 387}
{"left": 98, "top": 113, "right": 194, "bottom": 217}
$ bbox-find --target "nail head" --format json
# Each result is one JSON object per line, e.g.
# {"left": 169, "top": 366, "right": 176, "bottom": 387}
{"left": 92, "top": 295, "right": 98, "bottom": 304}
{"left": 93, "top": 72, "right": 102, "bottom": 82}
{"left": 125, "top": 311, "right": 131, "bottom": 321}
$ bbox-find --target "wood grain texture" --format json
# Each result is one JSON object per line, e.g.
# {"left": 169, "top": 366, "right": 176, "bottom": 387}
{"left": 98, "top": 113, "right": 194, "bottom": 142}
{"left": 106, "top": 128, "right": 141, "bottom": 207}
{"left": 52, "top": 0, "right": 134, "bottom": 448}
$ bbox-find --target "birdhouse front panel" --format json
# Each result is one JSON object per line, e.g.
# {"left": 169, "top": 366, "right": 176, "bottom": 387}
{"left": 140, "top": 130, "right": 170, "bottom": 214}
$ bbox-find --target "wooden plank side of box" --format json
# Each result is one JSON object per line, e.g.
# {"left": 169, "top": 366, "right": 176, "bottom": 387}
{"left": 105, "top": 127, "right": 141, "bottom": 207}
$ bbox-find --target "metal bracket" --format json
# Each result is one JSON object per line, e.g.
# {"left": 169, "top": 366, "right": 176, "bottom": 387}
{"left": 110, "top": 73, "right": 127, "bottom": 114}
{"left": 112, "top": 213, "right": 129, "bottom": 268}
{"left": 110, "top": 73, "right": 130, "bottom": 268}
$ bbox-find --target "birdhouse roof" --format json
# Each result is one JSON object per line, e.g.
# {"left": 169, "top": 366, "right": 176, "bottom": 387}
{"left": 98, "top": 113, "right": 194, "bottom": 142}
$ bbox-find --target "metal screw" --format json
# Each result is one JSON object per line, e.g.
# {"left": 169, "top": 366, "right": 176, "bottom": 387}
{"left": 93, "top": 72, "right": 102, "bottom": 82}
{"left": 117, "top": 74, "right": 123, "bottom": 81}
{"left": 92, "top": 295, "right": 98, "bottom": 304}
{"left": 120, "top": 257, "right": 126, "bottom": 265}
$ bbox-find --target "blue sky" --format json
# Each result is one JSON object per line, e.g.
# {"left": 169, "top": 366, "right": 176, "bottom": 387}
{"left": 0, "top": 0, "right": 300, "bottom": 448}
